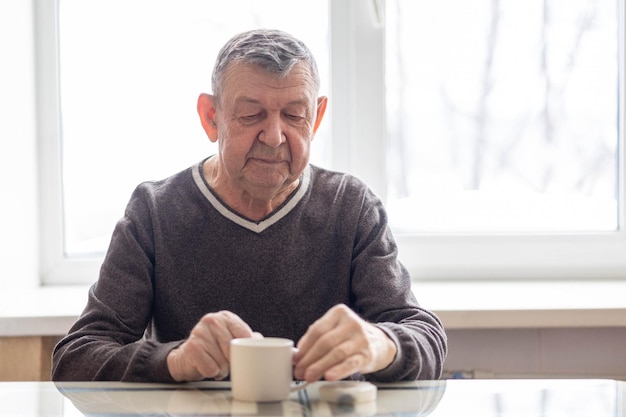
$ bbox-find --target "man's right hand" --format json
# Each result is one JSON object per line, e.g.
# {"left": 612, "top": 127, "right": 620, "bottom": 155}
{"left": 166, "top": 310, "right": 261, "bottom": 382}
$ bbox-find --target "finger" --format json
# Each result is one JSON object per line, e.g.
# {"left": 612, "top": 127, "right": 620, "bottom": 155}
{"left": 185, "top": 312, "right": 248, "bottom": 379}
{"left": 303, "top": 338, "right": 362, "bottom": 382}
{"left": 188, "top": 324, "right": 230, "bottom": 379}
{"left": 296, "top": 304, "right": 357, "bottom": 360}
{"left": 295, "top": 325, "right": 350, "bottom": 381}
{"left": 221, "top": 313, "right": 258, "bottom": 360}
{"left": 296, "top": 307, "right": 343, "bottom": 359}
{"left": 179, "top": 331, "right": 225, "bottom": 380}
{"left": 323, "top": 356, "right": 365, "bottom": 381}
{"left": 169, "top": 311, "right": 259, "bottom": 381}
{"left": 305, "top": 323, "right": 396, "bottom": 381}
{"left": 201, "top": 311, "right": 256, "bottom": 373}
{"left": 213, "top": 327, "right": 262, "bottom": 380}
{"left": 294, "top": 332, "right": 330, "bottom": 379}
{"left": 296, "top": 305, "right": 377, "bottom": 382}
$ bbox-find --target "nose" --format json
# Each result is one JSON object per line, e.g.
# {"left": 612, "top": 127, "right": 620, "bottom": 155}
{"left": 258, "top": 114, "right": 285, "bottom": 148}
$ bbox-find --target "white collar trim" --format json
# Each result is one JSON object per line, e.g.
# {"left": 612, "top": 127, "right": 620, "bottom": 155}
{"left": 192, "top": 161, "right": 310, "bottom": 233}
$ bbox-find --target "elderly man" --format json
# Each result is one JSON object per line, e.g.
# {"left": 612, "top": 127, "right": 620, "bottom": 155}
{"left": 51, "top": 29, "right": 447, "bottom": 383}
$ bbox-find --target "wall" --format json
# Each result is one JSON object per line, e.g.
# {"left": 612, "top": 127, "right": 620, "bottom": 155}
{"left": 0, "top": 336, "right": 59, "bottom": 381}
{"left": 444, "top": 327, "right": 626, "bottom": 380}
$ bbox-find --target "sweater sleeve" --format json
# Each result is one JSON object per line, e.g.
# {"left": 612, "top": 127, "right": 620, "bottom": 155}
{"left": 51, "top": 184, "right": 179, "bottom": 382}
{"left": 348, "top": 184, "right": 448, "bottom": 381}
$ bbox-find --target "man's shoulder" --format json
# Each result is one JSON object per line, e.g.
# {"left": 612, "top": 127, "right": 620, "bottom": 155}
{"left": 307, "top": 164, "right": 384, "bottom": 212}
{"left": 308, "top": 164, "right": 368, "bottom": 191}
{"left": 132, "top": 163, "right": 197, "bottom": 199}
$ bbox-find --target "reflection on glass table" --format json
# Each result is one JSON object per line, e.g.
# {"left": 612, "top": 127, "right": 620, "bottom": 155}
{"left": 0, "top": 379, "right": 623, "bottom": 417}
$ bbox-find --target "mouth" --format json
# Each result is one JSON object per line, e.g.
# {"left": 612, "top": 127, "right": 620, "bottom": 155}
{"left": 249, "top": 157, "right": 287, "bottom": 166}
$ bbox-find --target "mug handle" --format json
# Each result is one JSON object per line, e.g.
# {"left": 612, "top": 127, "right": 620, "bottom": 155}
{"left": 290, "top": 347, "right": 308, "bottom": 392}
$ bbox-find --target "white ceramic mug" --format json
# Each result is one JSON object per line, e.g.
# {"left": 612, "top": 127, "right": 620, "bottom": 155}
{"left": 230, "top": 337, "right": 306, "bottom": 402}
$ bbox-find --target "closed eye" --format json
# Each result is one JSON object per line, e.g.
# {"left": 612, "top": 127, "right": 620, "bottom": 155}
{"left": 284, "top": 113, "right": 305, "bottom": 123}
{"left": 240, "top": 114, "right": 262, "bottom": 124}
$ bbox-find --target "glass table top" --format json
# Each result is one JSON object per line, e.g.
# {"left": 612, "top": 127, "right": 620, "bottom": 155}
{"left": 0, "top": 378, "right": 623, "bottom": 416}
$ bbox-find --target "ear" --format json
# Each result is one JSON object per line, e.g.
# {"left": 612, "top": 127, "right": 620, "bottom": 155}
{"left": 197, "top": 93, "right": 219, "bottom": 142}
{"left": 312, "top": 96, "right": 328, "bottom": 134}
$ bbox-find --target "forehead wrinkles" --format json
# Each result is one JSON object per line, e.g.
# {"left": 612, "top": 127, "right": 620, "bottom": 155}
{"left": 219, "top": 63, "right": 317, "bottom": 108}
{"left": 234, "top": 96, "right": 310, "bottom": 110}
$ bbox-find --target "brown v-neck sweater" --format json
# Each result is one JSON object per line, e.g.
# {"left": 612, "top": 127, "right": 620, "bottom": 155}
{"left": 51, "top": 159, "right": 447, "bottom": 382}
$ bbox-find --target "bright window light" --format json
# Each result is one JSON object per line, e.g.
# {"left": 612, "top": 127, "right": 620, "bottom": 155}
{"left": 386, "top": 0, "right": 619, "bottom": 234}
{"left": 58, "top": 0, "right": 330, "bottom": 256}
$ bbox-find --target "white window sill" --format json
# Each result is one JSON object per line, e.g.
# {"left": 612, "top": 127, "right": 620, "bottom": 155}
{"left": 1, "top": 281, "right": 626, "bottom": 337}
{"left": 0, "top": 285, "right": 88, "bottom": 337}
{"left": 415, "top": 280, "right": 626, "bottom": 329}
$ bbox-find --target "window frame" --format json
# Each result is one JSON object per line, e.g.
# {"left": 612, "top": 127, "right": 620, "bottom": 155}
{"left": 36, "top": 0, "right": 103, "bottom": 284}
{"left": 37, "top": 0, "right": 626, "bottom": 285}
{"left": 333, "top": 0, "right": 626, "bottom": 281}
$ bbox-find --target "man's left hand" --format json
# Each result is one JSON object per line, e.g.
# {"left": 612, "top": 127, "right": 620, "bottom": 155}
{"left": 293, "top": 304, "right": 397, "bottom": 382}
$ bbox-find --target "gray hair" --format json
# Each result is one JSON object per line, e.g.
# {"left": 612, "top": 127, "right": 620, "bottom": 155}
{"left": 211, "top": 29, "right": 320, "bottom": 100}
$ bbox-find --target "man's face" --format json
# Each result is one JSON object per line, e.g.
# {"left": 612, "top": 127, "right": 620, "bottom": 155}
{"left": 213, "top": 62, "right": 324, "bottom": 201}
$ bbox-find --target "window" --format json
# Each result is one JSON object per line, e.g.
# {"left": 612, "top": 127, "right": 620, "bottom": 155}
{"left": 58, "top": 0, "right": 330, "bottom": 257}
{"left": 38, "top": 0, "right": 626, "bottom": 284}
{"left": 331, "top": 0, "right": 626, "bottom": 281}
{"left": 37, "top": 0, "right": 330, "bottom": 283}
{"left": 386, "top": 0, "right": 619, "bottom": 234}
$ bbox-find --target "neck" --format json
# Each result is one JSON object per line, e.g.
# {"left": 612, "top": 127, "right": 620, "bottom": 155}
{"left": 203, "top": 158, "right": 300, "bottom": 221}
{"left": 230, "top": 182, "right": 299, "bottom": 220}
